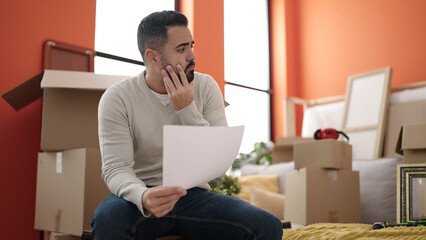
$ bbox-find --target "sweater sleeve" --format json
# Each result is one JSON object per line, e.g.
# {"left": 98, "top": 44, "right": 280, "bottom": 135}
{"left": 176, "top": 74, "right": 228, "bottom": 126}
{"left": 98, "top": 87, "right": 150, "bottom": 216}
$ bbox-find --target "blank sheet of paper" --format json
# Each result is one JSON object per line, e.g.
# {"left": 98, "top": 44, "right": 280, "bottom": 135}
{"left": 163, "top": 125, "right": 244, "bottom": 189}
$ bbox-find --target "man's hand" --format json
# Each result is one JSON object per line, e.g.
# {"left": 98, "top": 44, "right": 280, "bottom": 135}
{"left": 162, "top": 64, "right": 194, "bottom": 111}
{"left": 142, "top": 186, "right": 187, "bottom": 218}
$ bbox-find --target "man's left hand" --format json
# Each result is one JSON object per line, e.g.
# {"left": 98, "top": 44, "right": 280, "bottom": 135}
{"left": 162, "top": 64, "right": 194, "bottom": 111}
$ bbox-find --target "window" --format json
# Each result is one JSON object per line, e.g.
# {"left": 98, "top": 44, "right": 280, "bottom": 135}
{"left": 224, "top": 0, "right": 270, "bottom": 153}
{"left": 95, "top": 1, "right": 271, "bottom": 154}
{"left": 94, "top": 0, "right": 175, "bottom": 75}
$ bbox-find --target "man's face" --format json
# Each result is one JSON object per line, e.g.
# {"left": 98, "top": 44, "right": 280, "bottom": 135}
{"left": 160, "top": 26, "right": 196, "bottom": 83}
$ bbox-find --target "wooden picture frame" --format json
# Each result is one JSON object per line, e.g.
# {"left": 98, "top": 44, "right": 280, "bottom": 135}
{"left": 341, "top": 67, "right": 392, "bottom": 159}
{"left": 43, "top": 40, "right": 94, "bottom": 72}
{"left": 397, "top": 163, "right": 426, "bottom": 223}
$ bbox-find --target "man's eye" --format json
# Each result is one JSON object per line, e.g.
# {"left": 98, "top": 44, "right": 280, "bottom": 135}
{"left": 179, "top": 48, "right": 185, "bottom": 53}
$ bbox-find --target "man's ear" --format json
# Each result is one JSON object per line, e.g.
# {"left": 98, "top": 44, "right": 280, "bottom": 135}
{"left": 145, "top": 49, "right": 160, "bottom": 66}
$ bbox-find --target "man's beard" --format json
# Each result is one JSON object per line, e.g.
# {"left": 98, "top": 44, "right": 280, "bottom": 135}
{"left": 161, "top": 57, "right": 195, "bottom": 83}
{"left": 185, "top": 62, "right": 195, "bottom": 83}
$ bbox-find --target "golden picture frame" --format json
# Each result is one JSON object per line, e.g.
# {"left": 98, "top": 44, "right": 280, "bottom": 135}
{"left": 397, "top": 163, "right": 426, "bottom": 223}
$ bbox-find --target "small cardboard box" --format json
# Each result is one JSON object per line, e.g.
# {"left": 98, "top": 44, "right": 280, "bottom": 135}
{"left": 272, "top": 137, "right": 313, "bottom": 163}
{"left": 395, "top": 122, "right": 426, "bottom": 163}
{"left": 2, "top": 70, "right": 128, "bottom": 151}
{"left": 384, "top": 99, "right": 426, "bottom": 157}
{"left": 284, "top": 167, "right": 360, "bottom": 225}
{"left": 34, "top": 148, "right": 110, "bottom": 236}
{"left": 293, "top": 139, "right": 352, "bottom": 170}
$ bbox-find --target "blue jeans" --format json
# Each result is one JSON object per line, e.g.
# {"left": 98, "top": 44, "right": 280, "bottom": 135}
{"left": 91, "top": 188, "right": 283, "bottom": 240}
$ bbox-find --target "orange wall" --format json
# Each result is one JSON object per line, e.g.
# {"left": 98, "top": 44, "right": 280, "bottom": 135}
{"left": 297, "top": 0, "right": 426, "bottom": 98}
{"left": 271, "top": 0, "right": 426, "bottom": 138}
{"left": 0, "top": 1, "right": 221, "bottom": 238}
{"left": 0, "top": 0, "right": 95, "bottom": 238}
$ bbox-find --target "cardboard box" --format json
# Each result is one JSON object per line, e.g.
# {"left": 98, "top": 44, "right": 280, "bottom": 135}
{"left": 284, "top": 167, "right": 360, "bottom": 225}
{"left": 35, "top": 148, "right": 110, "bottom": 236}
{"left": 384, "top": 100, "right": 426, "bottom": 157}
{"left": 396, "top": 122, "right": 426, "bottom": 163}
{"left": 293, "top": 139, "right": 352, "bottom": 170}
{"left": 2, "top": 70, "right": 128, "bottom": 151}
{"left": 272, "top": 137, "right": 313, "bottom": 163}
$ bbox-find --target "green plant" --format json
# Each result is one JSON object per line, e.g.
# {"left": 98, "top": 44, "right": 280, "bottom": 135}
{"left": 231, "top": 141, "right": 273, "bottom": 170}
{"left": 208, "top": 175, "right": 241, "bottom": 197}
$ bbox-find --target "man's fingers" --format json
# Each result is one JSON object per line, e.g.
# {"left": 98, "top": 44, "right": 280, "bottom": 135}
{"left": 166, "top": 65, "right": 181, "bottom": 88}
{"left": 143, "top": 186, "right": 186, "bottom": 218}
{"left": 160, "top": 65, "right": 194, "bottom": 111}
{"left": 176, "top": 64, "right": 188, "bottom": 86}
{"left": 149, "top": 192, "right": 182, "bottom": 206}
{"left": 151, "top": 198, "right": 180, "bottom": 218}
{"left": 142, "top": 186, "right": 186, "bottom": 210}
{"left": 162, "top": 69, "right": 175, "bottom": 92}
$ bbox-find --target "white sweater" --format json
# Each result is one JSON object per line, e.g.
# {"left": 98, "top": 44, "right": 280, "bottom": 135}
{"left": 98, "top": 71, "right": 227, "bottom": 215}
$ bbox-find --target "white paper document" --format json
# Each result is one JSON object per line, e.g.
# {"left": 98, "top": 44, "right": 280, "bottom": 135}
{"left": 163, "top": 125, "right": 244, "bottom": 189}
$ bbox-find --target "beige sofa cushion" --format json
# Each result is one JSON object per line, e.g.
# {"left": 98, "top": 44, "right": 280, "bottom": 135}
{"left": 238, "top": 174, "right": 279, "bottom": 202}
{"left": 250, "top": 186, "right": 285, "bottom": 220}
{"left": 240, "top": 162, "right": 294, "bottom": 194}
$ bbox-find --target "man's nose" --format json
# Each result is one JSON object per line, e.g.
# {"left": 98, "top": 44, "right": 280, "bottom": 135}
{"left": 188, "top": 49, "right": 196, "bottom": 62}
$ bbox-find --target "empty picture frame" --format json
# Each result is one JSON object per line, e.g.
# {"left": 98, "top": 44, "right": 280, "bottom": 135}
{"left": 397, "top": 163, "right": 426, "bottom": 223}
{"left": 341, "top": 67, "right": 392, "bottom": 159}
{"left": 43, "top": 40, "right": 95, "bottom": 72}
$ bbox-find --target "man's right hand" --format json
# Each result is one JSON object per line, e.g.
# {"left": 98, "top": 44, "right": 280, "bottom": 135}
{"left": 142, "top": 186, "right": 187, "bottom": 218}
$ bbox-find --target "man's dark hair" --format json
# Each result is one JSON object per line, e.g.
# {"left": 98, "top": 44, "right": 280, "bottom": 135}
{"left": 137, "top": 11, "right": 188, "bottom": 62}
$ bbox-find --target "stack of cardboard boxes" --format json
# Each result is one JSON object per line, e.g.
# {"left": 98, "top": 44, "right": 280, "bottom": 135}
{"left": 4, "top": 70, "right": 128, "bottom": 237}
{"left": 395, "top": 122, "right": 426, "bottom": 223}
{"left": 281, "top": 138, "right": 361, "bottom": 225}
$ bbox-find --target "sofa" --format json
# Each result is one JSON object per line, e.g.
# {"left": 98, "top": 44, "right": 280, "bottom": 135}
{"left": 237, "top": 82, "right": 426, "bottom": 225}
{"left": 239, "top": 156, "right": 403, "bottom": 224}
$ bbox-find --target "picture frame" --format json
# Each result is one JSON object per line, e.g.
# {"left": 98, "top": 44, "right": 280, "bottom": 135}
{"left": 43, "top": 40, "right": 95, "bottom": 72}
{"left": 341, "top": 67, "right": 392, "bottom": 159}
{"left": 397, "top": 163, "right": 426, "bottom": 223}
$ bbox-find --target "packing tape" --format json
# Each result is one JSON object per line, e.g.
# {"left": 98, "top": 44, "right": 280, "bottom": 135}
{"left": 56, "top": 152, "right": 62, "bottom": 174}
{"left": 328, "top": 170, "right": 338, "bottom": 181}
{"left": 55, "top": 208, "right": 62, "bottom": 232}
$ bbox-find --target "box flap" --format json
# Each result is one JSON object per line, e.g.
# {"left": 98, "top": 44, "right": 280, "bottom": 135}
{"left": 395, "top": 126, "right": 404, "bottom": 155}
{"left": 386, "top": 100, "right": 426, "bottom": 157}
{"left": 401, "top": 122, "right": 426, "bottom": 150}
{"left": 2, "top": 72, "right": 44, "bottom": 111}
{"left": 2, "top": 70, "right": 129, "bottom": 111}
{"left": 41, "top": 70, "right": 129, "bottom": 90}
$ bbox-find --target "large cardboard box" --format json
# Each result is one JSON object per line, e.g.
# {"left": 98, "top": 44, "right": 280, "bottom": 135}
{"left": 272, "top": 137, "right": 313, "bottom": 163}
{"left": 284, "top": 167, "right": 360, "bottom": 225}
{"left": 395, "top": 123, "right": 426, "bottom": 163}
{"left": 293, "top": 139, "right": 352, "bottom": 170}
{"left": 2, "top": 70, "right": 128, "bottom": 151}
{"left": 35, "top": 148, "right": 110, "bottom": 236}
{"left": 384, "top": 100, "right": 426, "bottom": 157}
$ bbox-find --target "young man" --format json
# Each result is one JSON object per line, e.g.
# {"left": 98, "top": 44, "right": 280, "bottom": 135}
{"left": 91, "top": 10, "right": 283, "bottom": 240}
